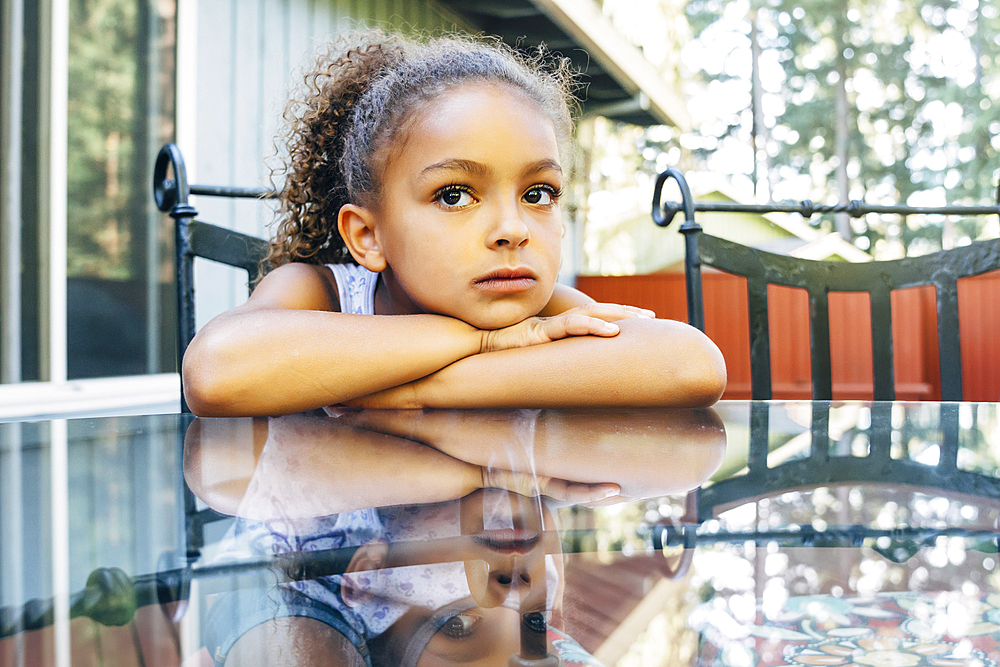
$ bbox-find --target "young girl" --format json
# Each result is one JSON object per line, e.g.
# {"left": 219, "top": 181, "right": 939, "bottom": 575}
{"left": 182, "top": 30, "right": 727, "bottom": 417}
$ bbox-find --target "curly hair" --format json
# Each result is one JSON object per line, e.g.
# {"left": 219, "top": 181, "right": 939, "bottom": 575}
{"left": 265, "top": 29, "right": 579, "bottom": 269}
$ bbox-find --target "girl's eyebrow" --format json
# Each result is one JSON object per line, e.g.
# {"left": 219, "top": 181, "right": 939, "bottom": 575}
{"left": 421, "top": 159, "right": 491, "bottom": 178}
{"left": 526, "top": 158, "right": 563, "bottom": 176}
{"left": 419, "top": 158, "right": 563, "bottom": 179}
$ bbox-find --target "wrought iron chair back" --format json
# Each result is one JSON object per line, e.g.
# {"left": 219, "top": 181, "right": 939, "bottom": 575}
{"left": 153, "top": 143, "right": 276, "bottom": 562}
{"left": 153, "top": 143, "right": 273, "bottom": 413}
{"left": 686, "top": 400, "right": 1000, "bottom": 565}
{"left": 652, "top": 169, "right": 1000, "bottom": 401}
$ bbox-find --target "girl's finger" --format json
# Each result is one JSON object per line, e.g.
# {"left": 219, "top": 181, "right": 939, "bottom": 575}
{"left": 563, "top": 482, "right": 620, "bottom": 503}
{"left": 540, "top": 480, "right": 620, "bottom": 504}
{"left": 543, "top": 315, "right": 618, "bottom": 339}
{"left": 568, "top": 303, "right": 655, "bottom": 321}
{"left": 624, "top": 305, "right": 657, "bottom": 318}
{"left": 593, "top": 303, "right": 655, "bottom": 318}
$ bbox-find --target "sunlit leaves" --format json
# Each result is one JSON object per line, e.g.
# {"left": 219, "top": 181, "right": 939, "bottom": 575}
{"left": 677, "top": 0, "right": 1000, "bottom": 256}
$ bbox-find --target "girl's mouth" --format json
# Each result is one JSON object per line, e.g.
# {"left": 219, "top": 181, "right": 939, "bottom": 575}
{"left": 474, "top": 268, "right": 537, "bottom": 293}
{"left": 471, "top": 529, "right": 541, "bottom": 554}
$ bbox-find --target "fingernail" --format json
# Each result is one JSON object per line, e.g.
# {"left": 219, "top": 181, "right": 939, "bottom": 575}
{"left": 602, "top": 322, "right": 619, "bottom": 332}
{"left": 641, "top": 309, "right": 655, "bottom": 317}
{"left": 601, "top": 486, "right": 619, "bottom": 498}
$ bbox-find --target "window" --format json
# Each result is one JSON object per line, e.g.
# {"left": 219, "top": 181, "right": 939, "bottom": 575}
{"left": 0, "top": 0, "right": 176, "bottom": 387}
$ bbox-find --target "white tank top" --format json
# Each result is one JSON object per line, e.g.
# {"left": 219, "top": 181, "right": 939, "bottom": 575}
{"left": 327, "top": 263, "right": 378, "bottom": 315}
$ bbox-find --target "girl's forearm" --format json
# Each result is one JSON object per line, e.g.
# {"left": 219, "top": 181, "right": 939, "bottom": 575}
{"left": 182, "top": 308, "right": 482, "bottom": 416}
{"left": 353, "top": 318, "right": 727, "bottom": 409}
{"left": 184, "top": 416, "right": 485, "bottom": 519}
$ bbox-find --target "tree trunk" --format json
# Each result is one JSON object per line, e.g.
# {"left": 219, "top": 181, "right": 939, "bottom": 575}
{"left": 834, "top": 9, "right": 852, "bottom": 241}
{"left": 750, "top": 11, "right": 772, "bottom": 201}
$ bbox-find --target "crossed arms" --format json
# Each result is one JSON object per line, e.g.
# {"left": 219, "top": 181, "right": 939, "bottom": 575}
{"left": 182, "top": 262, "right": 727, "bottom": 417}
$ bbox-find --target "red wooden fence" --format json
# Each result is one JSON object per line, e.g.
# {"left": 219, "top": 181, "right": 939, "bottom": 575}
{"left": 576, "top": 270, "right": 1000, "bottom": 401}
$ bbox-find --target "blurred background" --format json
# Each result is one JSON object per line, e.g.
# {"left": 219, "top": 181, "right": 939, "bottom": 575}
{"left": 2, "top": 0, "right": 997, "bottom": 415}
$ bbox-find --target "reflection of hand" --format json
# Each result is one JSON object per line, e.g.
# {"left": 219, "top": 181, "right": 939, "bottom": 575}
{"left": 338, "top": 407, "right": 535, "bottom": 446}
{"left": 481, "top": 467, "right": 619, "bottom": 504}
{"left": 479, "top": 303, "right": 651, "bottom": 353}
{"left": 342, "top": 407, "right": 728, "bottom": 500}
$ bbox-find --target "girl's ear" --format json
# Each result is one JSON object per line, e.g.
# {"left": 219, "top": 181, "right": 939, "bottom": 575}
{"left": 338, "top": 203, "right": 387, "bottom": 273}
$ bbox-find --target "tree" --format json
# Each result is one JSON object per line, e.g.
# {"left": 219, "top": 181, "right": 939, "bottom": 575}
{"left": 67, "top": 0, "right": 138, "bottom": 279}
{"left": 681, "top": 0, "right": 997, "bottom": 257}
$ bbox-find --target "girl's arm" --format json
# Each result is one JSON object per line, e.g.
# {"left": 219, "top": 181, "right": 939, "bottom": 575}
{"left": 347, "top": 316, "right": 727, "bottom": 409}
{"left": 538, "top": 282, "right": 594, "bottom": 315}
{"left": 182, "top": 263, "right": 481, "bottom": 415}
{"left": 538, "top": 282, "right": 655, "bottom": 318}
{"left": 342, "top": 408, "right": 727, "bottom": 500}
{"left": 183, "top": 415, "right": 619, "bottom": 519}
{"left": 181, "top": 264, "right": 629, "bottom": 416}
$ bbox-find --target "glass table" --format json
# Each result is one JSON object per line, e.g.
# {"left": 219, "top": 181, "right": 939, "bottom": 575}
{"left": 1, "top": 402, "right": 998, "bottom": 666}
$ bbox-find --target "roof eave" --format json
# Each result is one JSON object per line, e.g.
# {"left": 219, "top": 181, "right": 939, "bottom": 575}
{"left": 528, "top": 0, "right": 690, "bottom": 130}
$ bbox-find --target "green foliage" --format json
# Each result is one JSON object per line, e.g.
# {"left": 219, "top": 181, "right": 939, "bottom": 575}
{"left": 679, "top": 0, "right": 1000, "bottom": 256}
{"left": 67, "top": 0, "right": 138, "bottom": 279}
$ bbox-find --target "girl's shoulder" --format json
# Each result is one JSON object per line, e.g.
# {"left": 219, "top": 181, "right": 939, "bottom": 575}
{"left": 251, "top": 262, "right": 342, "bottom": 312}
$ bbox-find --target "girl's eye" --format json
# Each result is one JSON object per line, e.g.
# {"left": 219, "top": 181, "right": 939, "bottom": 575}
{"left": 523, "top": 611, "right": 548, "bottom": 634}
{"left": 439, "top": 613, "right": 480, "bottom": 639}
{"left": 435, "top": 186, "right": 474, "bottom": 208}
{"left": 523, "top": 186, "right": 560, "bottom": 206}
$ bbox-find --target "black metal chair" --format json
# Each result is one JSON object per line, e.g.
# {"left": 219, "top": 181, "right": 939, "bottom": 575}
{"left": 652, "top": 169, "right": 1000, "bottom": 401}
{"left": 153, "top": 143, "right": 273, "bottom": 413}
{"left": 694, "top": 401, "right": 997, "bottom": 519}
{"left": 648, "top": 400, "right": 1000, "bottom": 562}
{"left": 153, "top": 143, "right": 274, "bottom": 564}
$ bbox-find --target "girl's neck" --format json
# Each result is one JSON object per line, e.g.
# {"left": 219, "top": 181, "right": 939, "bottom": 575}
{"left": 373, "top": 270, "right": 418, "bottom": 317}
{"left": 373, "top": 272, "right": 391, "bottom": 316}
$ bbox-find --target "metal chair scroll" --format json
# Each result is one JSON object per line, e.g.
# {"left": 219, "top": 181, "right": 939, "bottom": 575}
{"left": 153, "top": 143, "right": 273, "bottom": 412}
{"left": 652, "top": 169, "right": 1000, "bottom": 401}
{"left": 153, "top": 144, "right": 274, "bottom": 566}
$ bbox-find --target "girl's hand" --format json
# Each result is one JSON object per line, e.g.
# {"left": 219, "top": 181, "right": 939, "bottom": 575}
{"left": 479, "top": 303, "right": 653, "bottom": 353}
{"left": 481, "top": 467, "right": 620, "bottom": 505}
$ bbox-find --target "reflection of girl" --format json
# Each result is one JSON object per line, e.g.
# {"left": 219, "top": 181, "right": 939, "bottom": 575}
{"left": 203, "top": 490, "right": 599, "bottom": 666}
{"left": 183, "top": 409, "right": 726, "bottom": 665}
{"left": 201, "top": 509, "right": 381, "bottom": 666}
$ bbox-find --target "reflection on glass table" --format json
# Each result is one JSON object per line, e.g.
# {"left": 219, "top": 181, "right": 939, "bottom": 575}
{"left": 1, "top": 402, "right": 998, "bottom": 666}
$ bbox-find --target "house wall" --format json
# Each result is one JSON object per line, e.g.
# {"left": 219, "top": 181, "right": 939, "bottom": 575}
{"left": 586, "top": 186, "right": 825, "bottom": 275}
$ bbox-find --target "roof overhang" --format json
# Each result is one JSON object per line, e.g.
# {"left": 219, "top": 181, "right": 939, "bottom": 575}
{"left": 434, "top": 0, "right": 690, "bottom": 130}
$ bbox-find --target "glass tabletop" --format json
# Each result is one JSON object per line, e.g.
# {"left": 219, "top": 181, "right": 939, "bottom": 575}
{"left": 1, "top": 402, "right": 998, "bottom": 666}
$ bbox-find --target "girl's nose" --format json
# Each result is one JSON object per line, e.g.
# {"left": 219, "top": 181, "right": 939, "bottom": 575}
{"left": 489, "top": 200, "right": 531, "bottom": 248}
{"left": 471, "top": 557, "right": 538, "bottom": 608}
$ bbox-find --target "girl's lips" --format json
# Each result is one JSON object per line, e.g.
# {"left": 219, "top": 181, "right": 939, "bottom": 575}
{"left": 471, "top": 529, "right": 541, "bottom": 554}
{"left": 474, "top": 268, "right": 537, "bottom": 293}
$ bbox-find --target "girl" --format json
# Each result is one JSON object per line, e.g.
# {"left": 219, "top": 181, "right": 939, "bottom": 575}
{"left": 182, "top": 30, "right": 726, "bottom": 417}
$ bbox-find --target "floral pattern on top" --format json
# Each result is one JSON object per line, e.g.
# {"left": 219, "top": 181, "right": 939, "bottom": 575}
{"left": 328, "top": 263, "right": 378, "bottom": 315}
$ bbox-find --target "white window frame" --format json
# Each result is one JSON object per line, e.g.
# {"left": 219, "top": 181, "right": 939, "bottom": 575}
{"left": 1, "top": 0, "right": 184, "bottom": 418}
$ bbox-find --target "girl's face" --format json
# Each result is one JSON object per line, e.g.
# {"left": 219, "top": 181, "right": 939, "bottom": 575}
{"left": 363, "top": 490, "right": 563, "bottom": 667}
{"left": 368, "top": 82, "right": 564, "bottom": 330}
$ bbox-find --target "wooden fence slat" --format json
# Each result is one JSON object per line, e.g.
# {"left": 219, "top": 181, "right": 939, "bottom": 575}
{"left": 768, "top": 285, "right": 811, "bottom": 398}
{"left": 959, "top": 270, "right": 1000, "bottom": 401}
{"left": 827, "top": 291, "right": 873, "bottom": 400}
